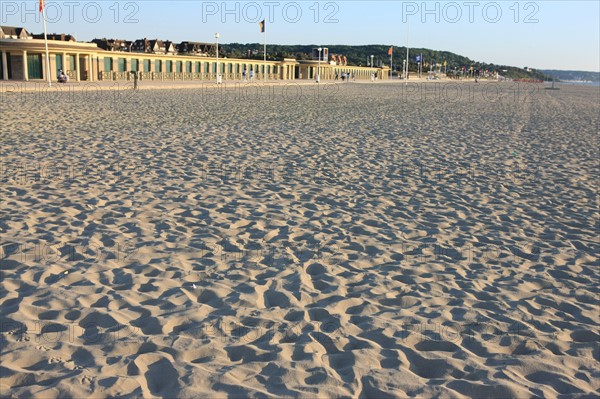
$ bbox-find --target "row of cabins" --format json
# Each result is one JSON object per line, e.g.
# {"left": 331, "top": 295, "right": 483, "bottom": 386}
{"left": 0, "top": 26, "right": 388, "bottom": 83}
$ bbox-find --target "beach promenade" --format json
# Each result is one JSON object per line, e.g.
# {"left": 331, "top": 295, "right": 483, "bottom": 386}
{"left": 1, "top": 82, "right": 598, "bottom": 398}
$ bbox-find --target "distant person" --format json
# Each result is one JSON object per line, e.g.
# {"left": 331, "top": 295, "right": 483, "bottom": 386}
{"left": 242, "top": 68, "right": 247, "bottom": 81}
{"left": 250, "top": 69, "right": 255, "bottom": 81}
{"left": 58, "top": 70, "right": 67, "bottom": 83}
{"left": 131, "top": 71, "right": 139, "bottom": 89}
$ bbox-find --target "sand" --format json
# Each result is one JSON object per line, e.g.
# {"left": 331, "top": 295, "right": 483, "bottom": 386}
{"left": 1, "top": 81, "right": 598, "bottom": 398}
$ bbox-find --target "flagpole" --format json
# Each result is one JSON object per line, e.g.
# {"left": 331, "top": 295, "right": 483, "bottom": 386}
{"left": 263, "top": 27, "right": 267, "bottom": 82}
{"left": 390, "top": 46, "right": 393, "bottom": 80}
{"left": 405, "top": 18, "right": 410, "bottom": 86}
{"left": 41, "top": 2, "right": 51, "bottom": 86}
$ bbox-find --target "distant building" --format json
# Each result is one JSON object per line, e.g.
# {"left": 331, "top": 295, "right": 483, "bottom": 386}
{"left": 311, "top": 47, "right": 329, "bottom": 62}
{"left": 32, "top": 33, "right": 76, "bottom": 42}
{"left": 329, "top": 54, "right": 347, "bottom": 66}
{"left": 131, "top": 38, "right": 158, "bottom": 53}
{"left": 0, "top": 26, "right": 32, "bottom": 39}
{"left": 177, "top": 41, "right": 215, "bottom": 57}
{"left": 131, "top": 39, "right": 175, "bottom": 55}
{"left": 164, "top": 41, "right": 176, "bottom": 55}
{"left": 91, "top": 38, "right": 132, "bottom": 52}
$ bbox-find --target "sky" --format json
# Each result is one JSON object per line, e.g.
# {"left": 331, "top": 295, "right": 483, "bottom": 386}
{"left": 2, "top": 1, "right": 599, "bottom": 71}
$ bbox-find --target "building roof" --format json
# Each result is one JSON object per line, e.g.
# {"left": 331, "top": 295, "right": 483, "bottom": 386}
{"left": 32, "top": 33, "right": 76, "bottom": 41}
{"left": 178, "top": 41, "right": 215, "bottom": 55}
{"left": 0, "top": 26, "right": 32, "bottom": 39}
{"left": 91, "top": 38, "right": 131, "bottom": 51}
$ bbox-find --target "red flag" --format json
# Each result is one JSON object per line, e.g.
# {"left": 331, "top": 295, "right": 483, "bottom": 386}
{"left": 39, "top": 0, "right": 44, "bottom": 12}
{"left": 388, "top": 46, "right": 393, "bottom": 56}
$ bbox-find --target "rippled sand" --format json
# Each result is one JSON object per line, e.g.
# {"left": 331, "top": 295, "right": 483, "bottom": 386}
{"left": 1, "top": 81, "right": 598, "bottom": 398}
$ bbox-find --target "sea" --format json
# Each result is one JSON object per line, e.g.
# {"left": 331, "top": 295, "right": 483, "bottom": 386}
{"left": 555, "top": 81, "right": 600, "bottom": 87}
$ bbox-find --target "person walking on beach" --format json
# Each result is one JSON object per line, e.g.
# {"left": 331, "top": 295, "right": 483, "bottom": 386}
{"left": 131, "top": 71, "right": 139, "bottom": 90}
{"left": 250, "top": 68, "right": 255, "bottom": 81}
{"left": 242, "top": 68, "right": 247, "bottom": 81}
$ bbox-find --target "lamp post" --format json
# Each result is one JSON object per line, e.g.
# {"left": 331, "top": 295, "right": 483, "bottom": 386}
{"left": 215, "top": 32, "right": 220, "bottom": 84}
{"left": 317, "top": 47, "right": 322, "bottom": 83}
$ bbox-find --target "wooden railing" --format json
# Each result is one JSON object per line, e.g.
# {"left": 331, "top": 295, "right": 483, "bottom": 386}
{"left": 95, "top": 70, "right": 282, "bottom": 81}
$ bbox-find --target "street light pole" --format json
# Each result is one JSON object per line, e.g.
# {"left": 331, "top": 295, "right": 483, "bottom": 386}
{"left": 215, "top": 32, "right": 220, "bottom": 84}
{"left": 317, "top": 47, "right": 322, "bottom": 83}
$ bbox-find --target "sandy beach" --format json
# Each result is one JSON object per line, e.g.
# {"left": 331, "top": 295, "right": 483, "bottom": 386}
{"left": 1, "top": 81, "right": 598, "bottom": 398}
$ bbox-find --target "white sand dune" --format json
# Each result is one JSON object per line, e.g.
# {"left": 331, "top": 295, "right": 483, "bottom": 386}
{"left": 1, "top": 82, "right": 598, "bottom": 398}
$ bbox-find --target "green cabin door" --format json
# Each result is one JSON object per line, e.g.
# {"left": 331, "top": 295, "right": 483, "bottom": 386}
{"left": 55, "top": 54, "right": 63, "bottom": 76}
{"left": 27, "top": 54, "right": 43, "bottom": 79}
{"left": 130, "top": 59, "right": 138, "bottom": 72}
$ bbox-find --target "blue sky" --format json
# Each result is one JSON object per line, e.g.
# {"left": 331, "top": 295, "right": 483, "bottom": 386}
{"left": 2, "top": 1, "right": 599, "bottom": 71}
